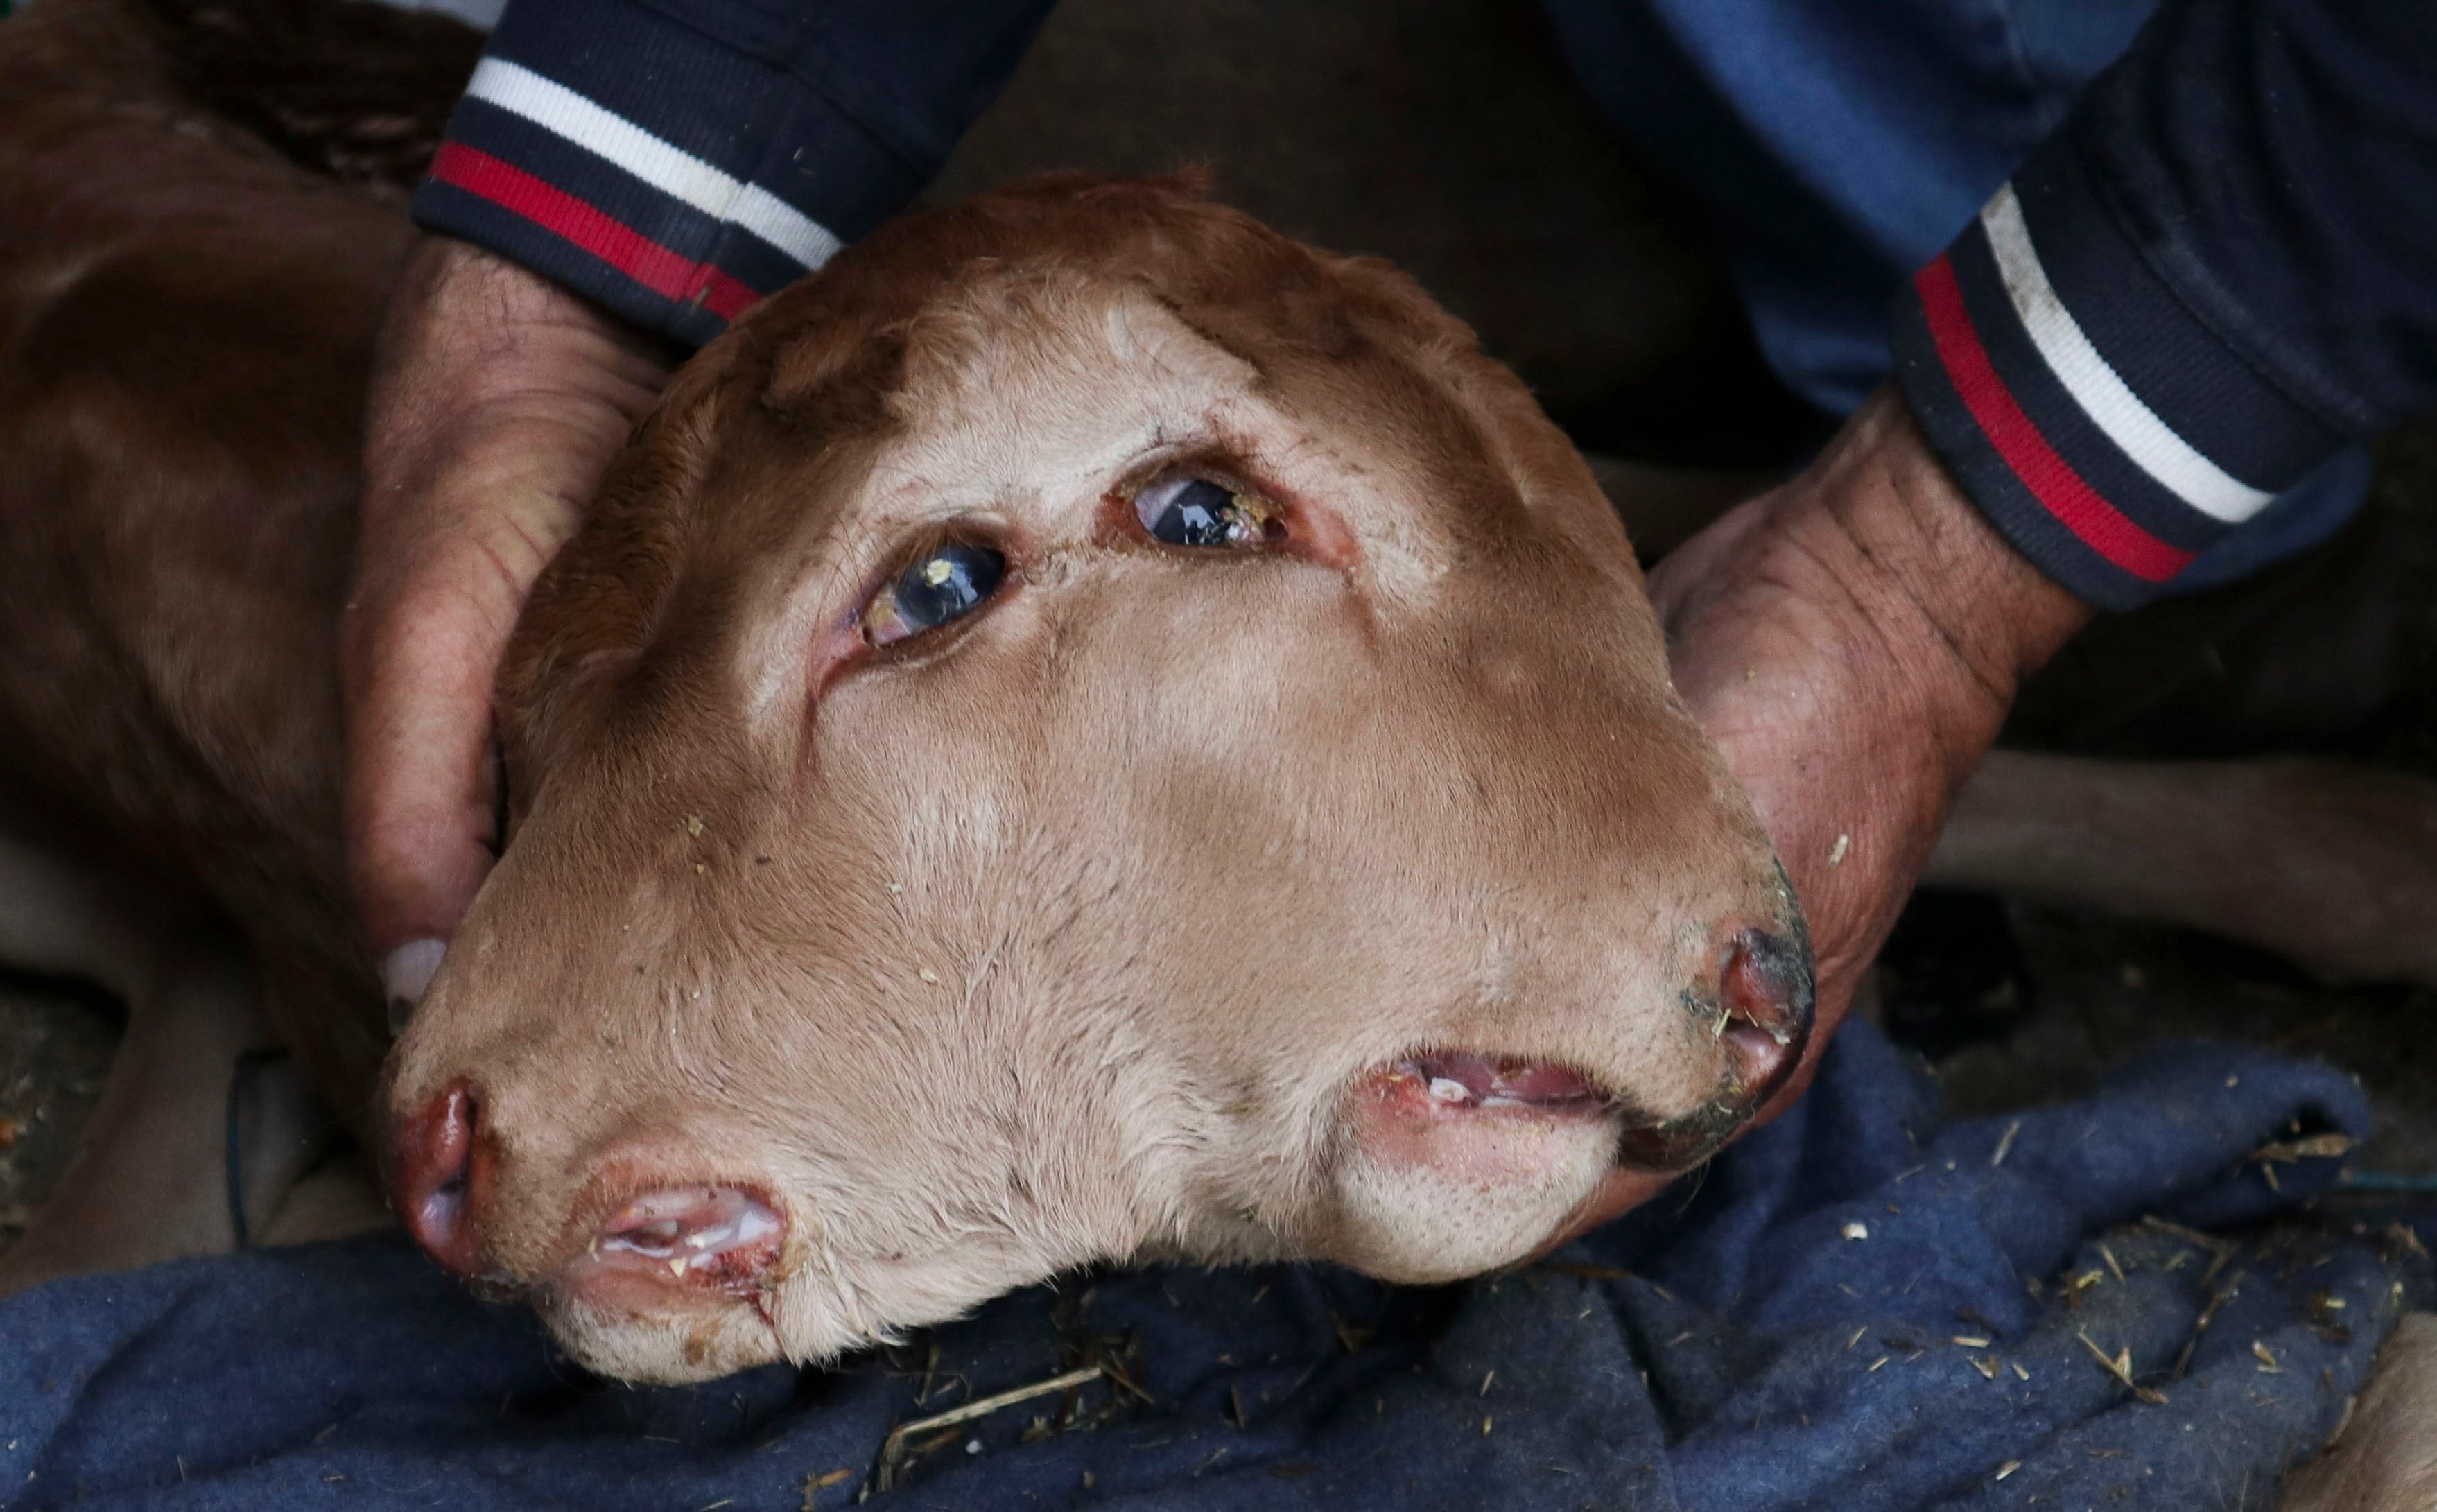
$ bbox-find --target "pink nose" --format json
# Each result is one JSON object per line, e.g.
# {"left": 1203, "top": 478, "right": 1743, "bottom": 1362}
{"left": 391, "top": 1080, "right": 485, "bottom": 1276}
{"left": 1717, "top": 926, "right": 1814, "bottom": 1104}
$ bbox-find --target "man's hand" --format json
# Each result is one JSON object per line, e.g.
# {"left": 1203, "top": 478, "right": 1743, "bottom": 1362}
{"left": 345, "top": 237, "right": 671, "bottom": 1021}
{"left": 1646, "top": 385, "right": 2093, "bottom": 1116}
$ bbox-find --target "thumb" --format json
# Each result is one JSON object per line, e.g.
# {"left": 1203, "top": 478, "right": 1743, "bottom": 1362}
{"left": 342, "top": 522, "right": 537, "bottom": 1017}
{"left": 343, "top": 238, "right": 670, "bottom": 1023}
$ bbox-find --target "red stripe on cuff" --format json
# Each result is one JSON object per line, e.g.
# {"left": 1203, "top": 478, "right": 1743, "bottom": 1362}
{"left": 1915, "top": 254, "right": 2194, "bottom": 584}
{"left": 429, "top": 142, "right": 761, "bottom": 322}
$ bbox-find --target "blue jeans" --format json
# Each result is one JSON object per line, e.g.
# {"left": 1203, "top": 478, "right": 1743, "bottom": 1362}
{"left": 1542, "top": 0, "right": 2369, "bottom": 591}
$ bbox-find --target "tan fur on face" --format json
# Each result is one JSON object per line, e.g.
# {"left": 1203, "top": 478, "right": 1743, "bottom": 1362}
{"left": 381, "top": 177, "right": 1796, "bottom": 1380}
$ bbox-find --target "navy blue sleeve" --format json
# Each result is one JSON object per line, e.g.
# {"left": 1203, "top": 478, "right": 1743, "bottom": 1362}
{"left": 1889, "top": 1, "right": 2437, "bottom": 609}
{"left": 410, "top": 0, "right": 1055, "bottom": 347}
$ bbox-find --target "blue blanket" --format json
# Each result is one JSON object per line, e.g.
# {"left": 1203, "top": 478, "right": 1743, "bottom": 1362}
{"left": 3, "top": 1023, "right": 2426, "bottom": 1511}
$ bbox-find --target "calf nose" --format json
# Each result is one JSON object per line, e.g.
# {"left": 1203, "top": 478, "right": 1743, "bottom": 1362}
{"left": 391, "top": 1080, "right": 485, "bottom": 1276}
{"left": 1717, "top": 926, "right": 1814, "bottom": 1106}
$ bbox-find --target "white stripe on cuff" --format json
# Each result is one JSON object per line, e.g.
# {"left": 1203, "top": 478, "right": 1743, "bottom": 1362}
{"left": 464, "top": 57, "right": 844, "bottom": 272}
{"left": 1980, "top": 184, "right": 2273, "bottom": 524}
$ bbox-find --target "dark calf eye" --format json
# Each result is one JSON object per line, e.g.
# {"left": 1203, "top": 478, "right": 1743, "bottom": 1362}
{"left": 861, "top": 541, "right": 1006, "bottom": 647}
{"left": 1134, "top": 475, "right": 1282, "bottom": 548}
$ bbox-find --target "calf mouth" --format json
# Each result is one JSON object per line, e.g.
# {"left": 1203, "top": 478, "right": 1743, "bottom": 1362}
{"left": 384, "top": 1079, "right": 793, "bottom": 1326}
{"left": 557, "top": 1185, "right": 789, "bottom": 1305}
{"left": 1369, "top": 1051, "right": 1617, "bottom": 1118}
{"left": 1353, "top": 1039, "right": 1794, "bottom": 1181}
{"left": 1355, "top": 923, "right": 1818, "bottom": 1179}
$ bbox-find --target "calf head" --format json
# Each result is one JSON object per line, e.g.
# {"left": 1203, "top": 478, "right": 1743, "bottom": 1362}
{"left": 381, "top": 177, "right": 1810, "bottom": 1382}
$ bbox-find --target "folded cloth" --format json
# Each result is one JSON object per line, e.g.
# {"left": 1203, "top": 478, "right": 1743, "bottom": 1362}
{"left": 1, "top": 1023, "right": 2425, "bottom": 1511}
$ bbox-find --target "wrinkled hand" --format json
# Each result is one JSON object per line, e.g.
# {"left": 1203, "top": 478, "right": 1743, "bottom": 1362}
{"left": 1646, "top": 385, "right": 2092, "bottom": 1118}
{"left": 345, "top": 236, "right": 671, "bottom": 1018}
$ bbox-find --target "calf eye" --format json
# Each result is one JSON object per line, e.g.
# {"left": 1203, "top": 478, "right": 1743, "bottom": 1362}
{"left": 861, "top": 541, "right": 1006, "bottom": 648}
{"left": 1134, "top": 475, "right": 1283, "bottom": 548}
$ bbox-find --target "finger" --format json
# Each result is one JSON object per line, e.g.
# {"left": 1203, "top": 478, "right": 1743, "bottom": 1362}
{"left": 345, "top": 241, "right": 670, "bottom": 1011}
{"left": 343, "top": 539, "right": 527, "bottom": 989}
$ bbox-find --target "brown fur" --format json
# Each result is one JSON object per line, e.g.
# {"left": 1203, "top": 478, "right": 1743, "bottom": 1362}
{"left": 131, "top": 0, "right": 478, "bottom": 189}
{"left": 397, "top": 173, "right": 1801, "bottom": 1378}
{"left": 0, "top": 0, "right": 409, "bottom": 1120}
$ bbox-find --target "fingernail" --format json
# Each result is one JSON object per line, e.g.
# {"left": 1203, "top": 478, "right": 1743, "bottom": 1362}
{"left": 383, "top": 938, "right": 447, "bottom": 1036}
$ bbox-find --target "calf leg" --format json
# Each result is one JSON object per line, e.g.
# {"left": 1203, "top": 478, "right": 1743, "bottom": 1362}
{"left": 259, "top": 1148, "right": 390, "bottom": 1247}
{"left": 1927, "top": 751, "right": 2437, "bottom": 991}
{"left": 0, "top": 837, "right": 353, "bottom": 1294}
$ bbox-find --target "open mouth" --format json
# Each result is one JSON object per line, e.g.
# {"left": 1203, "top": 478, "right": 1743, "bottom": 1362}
{"left": 555, "top": 1185, "right": 788, "bottom": 1311}
{"left": 1359, "top": 1034, "right": 1785, "bottom": 1178}
{"left": 1373, "top": 1050, "right": 1615, "bottom": 1114}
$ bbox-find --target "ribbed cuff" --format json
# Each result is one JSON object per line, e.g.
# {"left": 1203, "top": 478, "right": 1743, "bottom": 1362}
{"left": 410, "top": 0, "right": 920, "bottom": 347}
{"left": 1891, "top": 136, "right": 2349, "bottom": 611}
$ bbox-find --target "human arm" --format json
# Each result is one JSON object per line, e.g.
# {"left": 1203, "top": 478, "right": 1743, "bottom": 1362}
{"left": 1644, "top": 0, "right": 2437, "bottom": 1115}
{"left": 1645, "top": 386, "right": 2091, "bottom": 1115}
{"left": 1888, "top": 0, "right": 2437, "bottom": 611}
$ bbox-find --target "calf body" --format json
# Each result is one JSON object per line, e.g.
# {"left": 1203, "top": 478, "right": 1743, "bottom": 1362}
{"left": 12, "top": 6, "right": 2433, "bottom": 1447}
{"left": 0, "top": 0, "right": 411, "bottom": 1113}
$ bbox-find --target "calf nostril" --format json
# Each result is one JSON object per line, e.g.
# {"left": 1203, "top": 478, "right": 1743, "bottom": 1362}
{"left": 392, "top": 1079, "right": 483, "bottom": 1277}
{"left": 1719, "top": 927, "right": 1816, "bottom": 1104}
{"left": 1611, "top": 928, "right": 1818, "bottom": 1173}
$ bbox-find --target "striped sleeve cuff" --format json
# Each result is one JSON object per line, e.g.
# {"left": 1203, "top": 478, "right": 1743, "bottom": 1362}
{"left": 410, "top": 0, "right": 909, "bottom": 348}
{"left": 1890, "top": 147, "right": 2348, "bottom": 611}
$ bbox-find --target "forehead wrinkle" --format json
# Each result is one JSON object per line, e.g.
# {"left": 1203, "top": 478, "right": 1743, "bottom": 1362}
{"left": 893, "top": 277, "right": 1260, "bottom": 461}
{"left": 736, "top": 264, "right": 1482, "bottom": 740}
{"left": 1116, "top": 280, "right": 1491, "bottom": 601}
{"left": 734, "top": 475, "right": 866, "bottom": 738}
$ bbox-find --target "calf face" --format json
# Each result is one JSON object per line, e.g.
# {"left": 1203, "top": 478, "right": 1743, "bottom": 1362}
{"left": 381, "top": 177, "right": 1809, "bottom": 1382}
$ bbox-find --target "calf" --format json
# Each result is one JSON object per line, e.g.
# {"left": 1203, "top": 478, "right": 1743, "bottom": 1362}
{"left": 0, "top": 0, "right": 1808, "bottom": 1382}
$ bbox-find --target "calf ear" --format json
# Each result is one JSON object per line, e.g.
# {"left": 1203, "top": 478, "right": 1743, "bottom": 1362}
{"left": 492, "top": 360, "right": 728, "bottom": 820}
